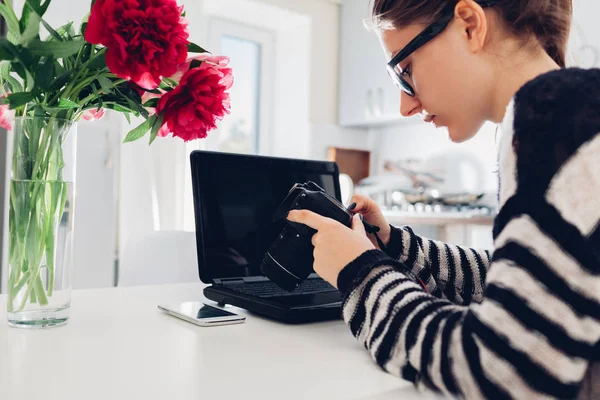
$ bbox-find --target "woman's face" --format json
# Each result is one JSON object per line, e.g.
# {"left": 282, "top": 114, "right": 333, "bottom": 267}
{"left": 379, "top": 19, "right": 494, "bottom": 143}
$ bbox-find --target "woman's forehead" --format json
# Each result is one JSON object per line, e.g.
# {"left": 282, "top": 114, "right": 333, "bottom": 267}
{"left": 379, "top": 24, "right": 427, "bottom": 59}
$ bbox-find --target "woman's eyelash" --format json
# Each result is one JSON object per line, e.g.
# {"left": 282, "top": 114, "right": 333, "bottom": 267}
{"left": 401, "top": 64, "right": 411, "bottom": 77}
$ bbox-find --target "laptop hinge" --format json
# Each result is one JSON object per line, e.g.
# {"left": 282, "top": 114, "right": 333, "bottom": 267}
{"left": 214, "top": 278, "right": 245, "bottom": 286}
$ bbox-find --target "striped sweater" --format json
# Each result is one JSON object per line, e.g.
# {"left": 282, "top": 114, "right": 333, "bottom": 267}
{"left": 337, "top": 68, "right": 600, "bottom": 399}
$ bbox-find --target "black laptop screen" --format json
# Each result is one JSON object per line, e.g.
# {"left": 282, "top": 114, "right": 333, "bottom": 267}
{"left": 190, "top": 151, "right": 340, "bottom": 282}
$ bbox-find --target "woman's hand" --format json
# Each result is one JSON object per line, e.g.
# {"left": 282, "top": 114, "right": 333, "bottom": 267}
{"left": 348, "top": 194, "right": 391, "bottom": 249}
{"left": 286, "top": 210, "right": 375, "bottom": 288}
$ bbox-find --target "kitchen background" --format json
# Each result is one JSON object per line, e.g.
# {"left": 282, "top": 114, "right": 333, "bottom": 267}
{"left": 0, "top": 0, "right": 598, "bottom": 291}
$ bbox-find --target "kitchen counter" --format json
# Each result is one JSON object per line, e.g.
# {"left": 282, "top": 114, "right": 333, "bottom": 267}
{"left": 382, "top": 209, "right": 496, "bottom": 226}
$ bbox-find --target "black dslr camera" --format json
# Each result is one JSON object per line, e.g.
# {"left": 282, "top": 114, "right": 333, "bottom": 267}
{"left": 259, "top": 181, "right": 356, "bottom": 291}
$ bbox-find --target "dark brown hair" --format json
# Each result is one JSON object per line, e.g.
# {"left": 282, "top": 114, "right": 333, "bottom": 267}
{"left": 371, "top": 0, "right": 573, "bottom": 67}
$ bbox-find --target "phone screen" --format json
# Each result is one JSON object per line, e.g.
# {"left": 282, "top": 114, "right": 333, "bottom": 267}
{"left": 173, "top": 301, "right": 239, "bottom": 319}
{"left": 196, "top": 304, "right": 237, "bottom": 319}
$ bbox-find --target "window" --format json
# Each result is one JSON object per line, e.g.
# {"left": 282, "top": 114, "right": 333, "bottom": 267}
{"left": 185, "top": 18, "right": 275, "bottom": 156}
{"left": 183, "top": 19, "right": 275, "bottom": 231}
{"left": 218, "top": 36, "right": 261, "bottom": 154}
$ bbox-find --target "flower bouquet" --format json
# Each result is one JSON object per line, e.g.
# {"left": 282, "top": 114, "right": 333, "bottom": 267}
{"left": 0, "top": 0, "right": 232, "bottom": 327}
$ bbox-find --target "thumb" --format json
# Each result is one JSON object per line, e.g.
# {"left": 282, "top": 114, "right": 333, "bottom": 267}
{"left": 351, "top": 213, "right": 367, "bottom": 236}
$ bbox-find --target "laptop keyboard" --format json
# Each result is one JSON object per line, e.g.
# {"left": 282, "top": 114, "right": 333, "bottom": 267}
{"left": 227, "top": 279, "right": 338, "bottom": 298}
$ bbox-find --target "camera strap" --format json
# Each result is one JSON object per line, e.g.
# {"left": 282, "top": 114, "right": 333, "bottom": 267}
{"left": 362, "top": 221, "right": 387, "bottom": 253}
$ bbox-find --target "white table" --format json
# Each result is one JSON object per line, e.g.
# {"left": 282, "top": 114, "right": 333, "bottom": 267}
{"left": 0, "top": 283, "right": 434, "bottom": 400}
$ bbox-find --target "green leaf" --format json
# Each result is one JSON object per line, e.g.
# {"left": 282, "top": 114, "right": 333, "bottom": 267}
{"left": 149, "top": 113, "right": 165, "bottom": 144}
{"left": 164, "top": 78, "right": 178, "bottom": 87}
{"left": 23, "top": 1, "right": 58, "bottom": 43}
{"left": 57, "top": 98, "right": 80, "bottom": 109}
{"left": 55, "top": 22, "right": 75, "bottom": 39}
{"left": 23, "top": 0, "right": 50, "bottom": 17}
{"left": 12, "top": 62, "right": 27, "bottom": 79}
{"left": 143, "top": 98, "right": 159, "bottom": 109}
{"left": 86, "top": 48, "right": 107, "bottom": 70}
{"left": 0, "top": 61, "right": 10, "bottom": 80}
{"left": 34, "top": 56, "right": 54, "bottom": 89}
{"left": 0, "top": 38, "right": 19, "bottom": 60}
{"left": 20, "top": 2, "right": 33, "bottom": 35}
{"left": 80, "top": 12, "right": 90, "bottom": 35}
{"left": 7, "top": 92, "right": 35, "bottom": 109}
{"left": 0, "top": 4, "right": 21, "bottom": 39}
{"left": 124, "top": 112, "right": 131, "bottom": 124}
{"left": 6, "top": 32, "right": 20, "bottom": 46}
{"left": 103, "top": 101, "right": 133, "bottom": 113}
{"left": 40, "top": 0, "right": 51, "bottom": 16}
{"left": 27, "top": 39, "right": 84, "bottom": 58}
{"left": 123, "top": 115, "right": 156, "bottom": 143}
{"left": 6, "top": 75, "right": 24, "bottom": 93}
{"left": 11, "top": 61, "right": 35, "bottom": 92}
{"left": 40, "top": 18, "right": 62, "bottom": 40}
{"left": 48, "top": 70, "right": 72, "bottom": 92}
{"left": 189, "top": 59, "right": 202, "bottom": 69}
{"left": 19, "top": 11, "right": 41, "bottom": 45}
{"left": 187, "top": 42, "right": 209, "bottom": 54}
{"left": 24, "top": 0, "right": 51, "bottom": 20}
{"left": 97, "top": 76, "right": 113, "bottom": 94}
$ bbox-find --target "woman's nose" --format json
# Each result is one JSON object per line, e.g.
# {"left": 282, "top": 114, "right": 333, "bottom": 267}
{"left": 399, "top": 91, "right": 422, "bottom": 117}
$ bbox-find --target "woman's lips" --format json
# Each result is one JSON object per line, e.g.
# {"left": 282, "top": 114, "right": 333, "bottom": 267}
{"left": 423, "top": 114, "right": 436, "bottom": 124}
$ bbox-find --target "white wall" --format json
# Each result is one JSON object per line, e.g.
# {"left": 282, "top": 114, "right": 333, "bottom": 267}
{"left": 570, "top": 0, "right": 600, "bottom": 68}
{"left": 257, "top": 0, "right": 341, "bottom": 125}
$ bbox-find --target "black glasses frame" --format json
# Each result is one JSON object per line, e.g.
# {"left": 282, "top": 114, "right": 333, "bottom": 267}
{"left": 386, "top": 0, "right": 498, "bottom": 97}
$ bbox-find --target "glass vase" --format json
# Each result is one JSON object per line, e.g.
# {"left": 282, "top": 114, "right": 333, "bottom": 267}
{"left": 6, "top": 117, "right": 77, "bottom": 328}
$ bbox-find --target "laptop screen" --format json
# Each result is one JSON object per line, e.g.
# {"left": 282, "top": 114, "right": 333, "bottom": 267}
{"left": 190, "top": 151, "right": 341, "bottom": 283}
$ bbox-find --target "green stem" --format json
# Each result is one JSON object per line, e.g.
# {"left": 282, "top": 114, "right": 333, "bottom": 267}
{"left": 9, "top": 118, "right": 72, "bottom": 313}
{"left": 13, "top": 270, "right": 30, "bottom": 295}
{"left": 33, "top": 275, "right": 48, "bottom": 306}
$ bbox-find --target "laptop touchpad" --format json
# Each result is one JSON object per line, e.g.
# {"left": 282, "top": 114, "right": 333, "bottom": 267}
{"left": 270, "top": 292, "right": 342, "bottom": 308}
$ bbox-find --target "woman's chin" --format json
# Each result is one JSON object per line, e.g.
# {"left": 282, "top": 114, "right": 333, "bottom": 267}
{"left": 446, "top": 125, "right": 478, "bottom": 143}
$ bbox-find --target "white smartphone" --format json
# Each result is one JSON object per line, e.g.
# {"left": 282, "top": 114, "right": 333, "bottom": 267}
{"left": 158, "top": 301, "right": 246, "bottom": 327}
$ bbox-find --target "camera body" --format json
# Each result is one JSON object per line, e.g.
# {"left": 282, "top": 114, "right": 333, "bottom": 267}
{"left": 260, "top": 181, "right": 353, "bottom": 291}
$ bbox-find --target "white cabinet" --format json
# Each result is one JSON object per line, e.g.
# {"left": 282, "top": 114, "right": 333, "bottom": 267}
{"left": 338, "top": 0, "right": 410, "bottom": 127}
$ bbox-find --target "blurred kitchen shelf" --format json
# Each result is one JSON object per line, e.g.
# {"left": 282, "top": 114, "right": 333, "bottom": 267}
{"left": 382, "top": 210, "right": 496, "bottom": 226}
{"left": 344, "top": 113, "right": 421, "bottom": 129}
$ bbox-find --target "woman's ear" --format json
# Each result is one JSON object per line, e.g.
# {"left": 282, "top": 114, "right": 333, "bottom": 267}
{"left": 454, "top": 0, "right": 489, "bottom": 54}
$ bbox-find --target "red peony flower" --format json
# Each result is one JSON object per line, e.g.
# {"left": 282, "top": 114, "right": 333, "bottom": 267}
{"left": 156, "top": 56, "right": 233, "bottom": 142}
{"left": 85, "top": 0, "right": 189, "bottom": 90}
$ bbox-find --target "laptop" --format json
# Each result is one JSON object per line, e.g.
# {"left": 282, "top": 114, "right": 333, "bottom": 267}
{"left": 190, "top": 150, "right": 343, "bottom": 324}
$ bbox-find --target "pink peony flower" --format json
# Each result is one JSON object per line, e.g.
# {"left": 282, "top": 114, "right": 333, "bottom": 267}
{"left": 0, "top": 103, "right": 14, "bottom": 131}
{"left": 157, "top": 123, "right": 172, "bottom": 138}
{"left": 169, "top": 54, "right": 231, "bottom": 84}
{"left": 82, "top": 108, "right": 106, "bottom": 121}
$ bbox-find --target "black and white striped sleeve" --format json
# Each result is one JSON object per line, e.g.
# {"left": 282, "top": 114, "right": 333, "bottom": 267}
{"left": 383, "top": 225, "right": 492, "bottom": 305}
{"left": 339, "top": 193, "right": 599, "bottom": 398}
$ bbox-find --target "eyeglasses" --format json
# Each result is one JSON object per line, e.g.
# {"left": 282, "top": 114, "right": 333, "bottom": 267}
{"left": 386, "top": 0, "right": 498, "bottom": 97}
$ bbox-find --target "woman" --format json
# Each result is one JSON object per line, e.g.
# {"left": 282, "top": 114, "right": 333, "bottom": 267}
{"left": 287, "top": 0, "right": 599, "bottom": 398}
